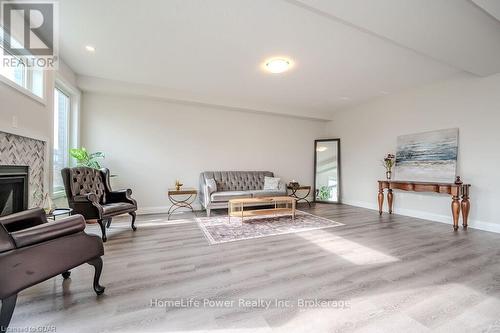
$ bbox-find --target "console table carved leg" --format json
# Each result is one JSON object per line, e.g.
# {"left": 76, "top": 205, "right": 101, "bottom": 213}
{"left": 378, "top": 189, "right": 384, "bottom": 215}
{"left": 387, "top": 189, "right": 393, "bottom": 214}
{"left": 461, "top": 186, "right": 470, "bottom": 229}
{"left": 451, "top": 195, "right": 461, "bottom": 231}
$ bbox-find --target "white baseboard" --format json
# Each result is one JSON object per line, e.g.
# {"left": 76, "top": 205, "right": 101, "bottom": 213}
{"left": 342, "top": 199, "right": 500, "bottom": 234}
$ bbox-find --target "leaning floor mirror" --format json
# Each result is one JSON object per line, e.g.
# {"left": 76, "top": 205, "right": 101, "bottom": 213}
{"left": 314, "top": 139, "right": 341, "bottom": 203}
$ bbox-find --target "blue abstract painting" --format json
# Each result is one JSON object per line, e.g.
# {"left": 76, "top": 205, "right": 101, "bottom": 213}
{"left": 395, "top": 128, "right": 459, "bottom": 182}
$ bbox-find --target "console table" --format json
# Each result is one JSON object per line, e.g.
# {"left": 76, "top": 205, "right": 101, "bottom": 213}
{"left": 378, "top": 177, "right": 471, "bottom": 231}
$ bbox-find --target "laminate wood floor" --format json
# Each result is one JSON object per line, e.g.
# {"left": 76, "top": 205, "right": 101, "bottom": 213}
{"left": 8, "top": 204, "right": 500, "bottom": 333}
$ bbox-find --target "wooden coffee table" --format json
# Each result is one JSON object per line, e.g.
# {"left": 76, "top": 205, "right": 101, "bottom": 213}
{"left": 228, "top": 196, "right": 296, "bottom": 223}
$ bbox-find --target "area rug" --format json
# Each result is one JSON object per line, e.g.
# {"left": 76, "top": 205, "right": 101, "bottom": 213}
{"left": 195, "top": 211, "right": 344, "bottom": 244}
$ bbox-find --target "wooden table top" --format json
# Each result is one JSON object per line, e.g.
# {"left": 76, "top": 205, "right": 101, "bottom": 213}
{"left": 229, "top": 196, "right": 295, "bottom": 204}
{"left": 378, "top": 180, "right": 470, "bottom": 186}
{"left": 287, "top": 185, "right": 311, "bottom": 190}
{"left": 168, "top": 188, "right": 197, "bottom": 195}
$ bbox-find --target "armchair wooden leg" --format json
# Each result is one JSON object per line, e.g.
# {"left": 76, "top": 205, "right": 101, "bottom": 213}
{"left": 106, "top": 218, "right": 112, "bottom": 228}
{"left": 1, "top": 294, "right": 17, "bottom": 332}
{"left": 62, "top": 271, "right": 71, "bottom": 279}
{"left": 87, "top": 258, "right": 105, "bottom": 295}
{"left": 129, "top": 211, "right": 137, "bottom": 231}
{"left": 97, "top": 219, "right": 107, "bottom": 242}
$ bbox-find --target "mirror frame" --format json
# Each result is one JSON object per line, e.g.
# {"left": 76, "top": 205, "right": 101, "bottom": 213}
{"left": 313, "top": 138, "right": 341, "bottom": 204}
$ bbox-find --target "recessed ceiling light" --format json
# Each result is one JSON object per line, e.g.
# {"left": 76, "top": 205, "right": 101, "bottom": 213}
{"left": 339, "top": 96, "right": 350, "bottom": 101}
{"left": 379, "top": 90, "right": 389, "bottom": 95}
{"left": 85, "top": 45, "right": 96, "bottom": 52}
{"left": 264, "top": 57, "right": 293, "bottom": 74}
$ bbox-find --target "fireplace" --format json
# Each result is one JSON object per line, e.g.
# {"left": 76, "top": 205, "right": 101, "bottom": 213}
{"left": 0, "top": 165, "right": 29, "bottom": 217}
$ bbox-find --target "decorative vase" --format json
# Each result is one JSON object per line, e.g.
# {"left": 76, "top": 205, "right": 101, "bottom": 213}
{"left": 175, "top": 185, "right": 181, "bottom": 191}
{"left": 42, "top": 193, "right": 55, "bottom": 214}
{"left": 386, "top": 171, "right": 392, "bottom": 180}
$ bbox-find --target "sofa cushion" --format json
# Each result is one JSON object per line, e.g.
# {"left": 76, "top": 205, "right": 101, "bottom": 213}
{"left": 211, "top": 191, "right": 252, "bottom": 202}
{"left": 102, "top": 202, "right": 136, "bottom": 216}
{"left": 206, "top": 178, "right": 217, "bottom": 194}
{"left": 263, "top": 176, "right": 281, "bottom": 190}
{"left": 249, "top": 190, "right": 287, "bottom": 198}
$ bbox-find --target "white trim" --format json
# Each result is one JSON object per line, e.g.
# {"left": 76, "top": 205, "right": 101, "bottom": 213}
{"left": 342, "top": 199, "right": 500, "bottom": 234}
{"left": 0, "top": 74, "right": 46, "bottom": 105}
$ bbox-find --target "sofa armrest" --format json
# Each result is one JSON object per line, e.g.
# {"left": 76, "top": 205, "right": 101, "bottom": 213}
{"left": 10, "top": 214, "right": 86, "bottom": 249}
{"left": 107, "top": 189, "right": 137, "bottom": 206}
{"left": 0, "top": 208, "right": 48, "bottom": 233}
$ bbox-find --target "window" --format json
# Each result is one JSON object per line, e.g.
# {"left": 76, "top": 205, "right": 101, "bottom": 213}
{"left": 52, "top": 88, "right": 71, "bottom": 195}
{"left": 0, "top": 26, "right": 45, "bottom": 99}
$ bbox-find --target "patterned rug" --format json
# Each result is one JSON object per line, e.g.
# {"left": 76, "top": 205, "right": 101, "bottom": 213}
{"left": 195, "top": 210, "right": 344, "bottom": 244}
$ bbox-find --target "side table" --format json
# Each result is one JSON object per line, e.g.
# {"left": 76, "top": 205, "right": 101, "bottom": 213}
{"left": 46, "top": 208, "right": 73, "bottom": 221}
{"left": 167, "top": 188, "right": 197, "bottom": 220}
{"left": 287, "top": 185, "right": 312, "bottom": 207}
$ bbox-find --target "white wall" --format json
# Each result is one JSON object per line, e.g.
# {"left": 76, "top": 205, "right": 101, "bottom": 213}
{"left": 81, "top": 92, "right": 327, "bottom": 214}
{"left": 0, "top": 60, "right": 79, "bottom": 201}
{"left": 327, "top": 73, "right": 500, "bottom": 232}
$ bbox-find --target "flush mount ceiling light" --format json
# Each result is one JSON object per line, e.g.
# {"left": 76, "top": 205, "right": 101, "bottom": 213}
{"left": 85, "top": 45, "right": 96, "bottom": 52}
{"left": 264, "top": 57, "right": 293, "bottom": 74}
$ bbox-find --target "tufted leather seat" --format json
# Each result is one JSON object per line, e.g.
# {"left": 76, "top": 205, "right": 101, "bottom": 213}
{"left": 101, "top": 202, "right": 136, "bottom": 215}
{"left": 61, "top": 167, "right": 138, "bottom": 242}
{"left": 199, "top": 171, "right": 286, "bottom": 216}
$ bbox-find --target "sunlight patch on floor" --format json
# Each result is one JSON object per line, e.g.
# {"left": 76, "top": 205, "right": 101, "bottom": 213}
{"left": 298, "top": 230, "right": 399, "bottom": 265}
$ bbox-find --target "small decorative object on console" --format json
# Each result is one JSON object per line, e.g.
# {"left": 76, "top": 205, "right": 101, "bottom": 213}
{"left": 288, "top": 180, "right": 300, "bottom": 189}
{"left": 175, "top": 180, "right": 183, "bottom": 191}
{"left": 33, "top": 191, "right": 55, "bottom": 215}
{"left": 381, "top": 153, "right": 395, "bottom": 180}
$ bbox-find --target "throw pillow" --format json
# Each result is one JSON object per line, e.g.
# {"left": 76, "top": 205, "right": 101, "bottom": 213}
{"left": 263, "top": 176, "right": 280, "bottom": 190}
{"left": 206, "top": 178, "right": 217, "bottom": 194}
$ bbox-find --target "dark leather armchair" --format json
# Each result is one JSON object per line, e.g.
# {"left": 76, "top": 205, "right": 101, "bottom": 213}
{"left": 61, "top": 167, "right": 137, "bottom": 242}
{"left": 0, "top": 208, "right": 104, "bottom": 331}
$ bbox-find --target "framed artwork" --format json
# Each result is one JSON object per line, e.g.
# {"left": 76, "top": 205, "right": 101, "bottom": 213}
{"left": 395, "top": 128, "right": 459, "bottom": 182}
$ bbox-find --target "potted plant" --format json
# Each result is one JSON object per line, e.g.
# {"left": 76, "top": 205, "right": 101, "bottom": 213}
{"left": 70, "top": 147, "right": 105, "bottom": 169}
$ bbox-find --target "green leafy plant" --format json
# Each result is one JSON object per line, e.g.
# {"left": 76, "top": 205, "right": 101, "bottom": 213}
{"left": 317, "top": 185, "right": 333, "bottom": 201}
{"left": 70, "top": 147, "right": 105, "bottom": 169}
{"left": 381, "top": 153, "right": 396, "bottom": 172}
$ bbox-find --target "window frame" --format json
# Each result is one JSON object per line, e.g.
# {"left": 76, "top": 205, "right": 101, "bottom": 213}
{"left": 51, "top": 76, "right": 81, "bottom": 198}
{"left": 0, "top": 26, "right": 46, "bottom": 104}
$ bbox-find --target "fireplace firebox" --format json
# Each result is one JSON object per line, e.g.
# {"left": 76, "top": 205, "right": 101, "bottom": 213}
{"left": 0, "top": 165, "right": 29, "bottom": 217}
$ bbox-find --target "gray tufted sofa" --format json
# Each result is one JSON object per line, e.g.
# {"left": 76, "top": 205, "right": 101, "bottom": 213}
{"left": 199, "top": 171, "right": 286, "bottom": 216}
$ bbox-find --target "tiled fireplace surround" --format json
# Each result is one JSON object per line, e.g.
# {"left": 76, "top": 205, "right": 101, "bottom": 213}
{"left": 0, "top": 131, "right": 46, "bottom": 207}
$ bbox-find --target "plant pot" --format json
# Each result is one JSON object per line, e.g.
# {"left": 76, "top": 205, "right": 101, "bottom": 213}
{"left": 386, "top": 171, "right": 392, "bottom": 180}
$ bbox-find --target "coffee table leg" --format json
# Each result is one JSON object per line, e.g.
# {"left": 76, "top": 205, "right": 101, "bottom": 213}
{"left": 241, "top": 202, "right": 244, "bottom": 223}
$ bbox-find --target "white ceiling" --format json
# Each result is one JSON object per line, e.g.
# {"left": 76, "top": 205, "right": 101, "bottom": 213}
{"left": 59, "top": 0, "right": 500, "bottom": 120}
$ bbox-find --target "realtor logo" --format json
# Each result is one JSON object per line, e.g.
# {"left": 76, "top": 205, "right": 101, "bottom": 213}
{"left": 1, "top": 0, "right": 59, "bottom": 69}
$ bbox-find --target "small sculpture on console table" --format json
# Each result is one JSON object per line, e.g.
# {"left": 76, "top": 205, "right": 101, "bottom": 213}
{"left": 381, "top": 153, "right": 395, "bottom": 180}
{"left": 175, "top": 180, "right": 183, "bottom": 191}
